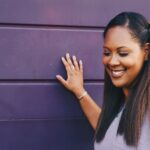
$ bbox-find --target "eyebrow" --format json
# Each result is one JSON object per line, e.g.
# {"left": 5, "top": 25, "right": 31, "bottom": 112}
{"left": 103, "top": 46, "right": 129, "bottom": 50}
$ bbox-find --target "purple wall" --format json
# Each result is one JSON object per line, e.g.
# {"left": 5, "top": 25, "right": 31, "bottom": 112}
{"left": 0, "top": 0, "right": 150, "bottom": 149}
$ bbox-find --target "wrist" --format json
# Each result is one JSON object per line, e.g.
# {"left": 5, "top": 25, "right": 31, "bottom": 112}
{"left": 78, "top": 91, "right": 88, "bottom": 101}
{"left": 73, "top": 88, "right": 86, "bottom": 98}
{"left": 74, "top": 88, "right": 88, "bottom": 100}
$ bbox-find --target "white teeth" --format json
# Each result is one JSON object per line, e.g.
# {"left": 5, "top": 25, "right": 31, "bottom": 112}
{"left": 111, "top": 70, "right": 125, "bottom": 78}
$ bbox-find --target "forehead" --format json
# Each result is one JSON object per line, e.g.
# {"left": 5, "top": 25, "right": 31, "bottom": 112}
{"left": 104, "top": 26, "right": 139, "bottom": 48}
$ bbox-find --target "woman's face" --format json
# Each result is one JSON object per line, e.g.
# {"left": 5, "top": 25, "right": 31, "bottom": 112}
{"left": 102, "top": 26, "right": 147, "bottom": 89}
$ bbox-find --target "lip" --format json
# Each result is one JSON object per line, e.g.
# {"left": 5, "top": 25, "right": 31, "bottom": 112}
{"left": 108, "top": 68, "right": 126, "bottom": 78}
{"left": 112, "top": 70, "right": 126, "bottom": 78}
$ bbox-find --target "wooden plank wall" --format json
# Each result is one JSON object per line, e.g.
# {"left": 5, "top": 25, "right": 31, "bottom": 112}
{"left": 0, "top": 0, "right": 149, "bottom": 149}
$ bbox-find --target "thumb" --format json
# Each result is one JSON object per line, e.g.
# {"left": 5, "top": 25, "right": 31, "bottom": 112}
{"left": 56, "top": 75, "right": 67, "bottom": 87}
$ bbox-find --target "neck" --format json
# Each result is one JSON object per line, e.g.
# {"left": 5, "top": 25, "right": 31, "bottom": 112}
{"left": 123, "top": 87, "right": 129, "bottom": 98}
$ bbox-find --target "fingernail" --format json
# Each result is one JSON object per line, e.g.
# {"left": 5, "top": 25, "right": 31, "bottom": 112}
{"left": 56, "top": 75, "right": 59, "bottom": 78}
{"left": 66, "top": 53, "right": 70, "bottom": 57}
{"left": 73, "top": 55, "right": 76, "bottom": 60}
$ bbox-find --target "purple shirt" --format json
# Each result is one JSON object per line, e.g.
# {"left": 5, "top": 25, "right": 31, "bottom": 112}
{"left": 94, "top": 109, "right": 150, "bottom": 150}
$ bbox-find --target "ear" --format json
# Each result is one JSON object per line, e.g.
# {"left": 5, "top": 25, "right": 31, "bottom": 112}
{"left": 143, "top": 43, "right": 150, "bottom": 61}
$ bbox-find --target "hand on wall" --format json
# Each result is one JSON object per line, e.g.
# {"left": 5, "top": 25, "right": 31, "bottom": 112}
{"left": 56, "top": 53, "right": 86, "bottom": 99}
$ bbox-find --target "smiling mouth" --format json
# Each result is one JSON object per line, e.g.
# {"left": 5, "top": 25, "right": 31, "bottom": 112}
{"left": 109, "top": 69, "right": 126, "bottom": 78}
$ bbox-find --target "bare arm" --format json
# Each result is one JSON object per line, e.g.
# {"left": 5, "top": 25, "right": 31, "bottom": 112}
{"left": 56, "top": 53, "right": 101, "bottom": 130}
{"left": 77, "top": 93, "right": 101, "bottom": 130}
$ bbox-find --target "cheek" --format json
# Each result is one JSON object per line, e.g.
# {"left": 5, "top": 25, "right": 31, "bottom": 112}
{"left": 120, "top": 58, "right": 135, "bottom": 67}
{"left": 120, "top": 55, "right": 144, "bottom": 69}
{"left": 102, "top": 57, "right": 110, "bottom": 65}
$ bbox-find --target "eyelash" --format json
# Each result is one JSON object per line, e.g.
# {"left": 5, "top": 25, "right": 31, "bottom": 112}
{"left": 103, "top": 52, "right": 111, "bottom": 56}
{"left": 119, "top": 53, "right": 128, "bottom": 57}
{"left": 103, "top": 52, "right": 129, "bottom": 57}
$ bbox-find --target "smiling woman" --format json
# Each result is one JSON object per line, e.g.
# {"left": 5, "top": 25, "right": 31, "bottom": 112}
{"left": 102, "top": 26, "right": 148, "bottom": 91}
{"left": 56, "top": 12, "right": 150, "bottom": 150}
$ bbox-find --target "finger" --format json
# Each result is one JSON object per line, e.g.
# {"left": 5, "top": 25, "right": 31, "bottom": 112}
{"left": 61, "top": 57, "right": 74, "bottom": 78}
{"left": 79, "top": 60, "right": 83, "bottom": 73}
{"left": 66, "top": 53, "right": 74, "bottom": 69}
{"left": 72, "top": 55, "right": 79, "bottom": 70}
{"left": 56, "top": 75, "right": 67, "bottom": 87}
{"left": 61, "top": 57, "right": 72, "bottom": 72}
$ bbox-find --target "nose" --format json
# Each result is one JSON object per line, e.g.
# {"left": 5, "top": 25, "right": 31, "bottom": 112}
{"left": 109, "top": 54, "right": 120, "bottom": 66}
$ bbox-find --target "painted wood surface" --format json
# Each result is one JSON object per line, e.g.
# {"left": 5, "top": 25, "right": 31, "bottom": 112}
{"left": 0, "top": 27, "right": 103, "bottom": 79}
{"left": 0, "top": 0, "right": 149, "bottom": 26}
{"left": 0, "top": 0, "right": 150, "bottom": 149}
{"left": 0, "top": 119, "right": 94, "bottom": 150}
{"left": 0, "top": 83, "right": 103, "bottom": 119}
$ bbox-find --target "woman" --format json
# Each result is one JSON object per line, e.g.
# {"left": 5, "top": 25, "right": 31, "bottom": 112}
{"left": 56, "top": 12, "right": 150, "bottom": 149}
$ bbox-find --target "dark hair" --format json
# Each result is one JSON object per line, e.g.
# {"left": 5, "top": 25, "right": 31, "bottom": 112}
{"left": 95, "top": 12, "right": 150, "bottom": 146}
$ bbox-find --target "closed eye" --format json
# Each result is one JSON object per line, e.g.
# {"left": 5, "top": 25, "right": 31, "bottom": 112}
{"left": 119, "top": 53, "right": 128, "bottom": 57}
{"left": 103, "top": 50, "right": 111, "bottom": 56}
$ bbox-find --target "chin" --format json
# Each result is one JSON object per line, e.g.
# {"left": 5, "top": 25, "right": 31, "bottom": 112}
{"left": 112, "top": 81, "right": 125, "bottom": 88}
